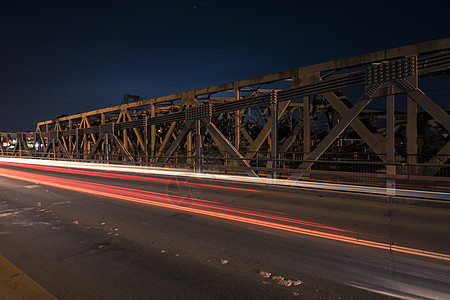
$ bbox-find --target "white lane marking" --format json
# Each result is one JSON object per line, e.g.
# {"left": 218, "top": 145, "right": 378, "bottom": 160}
{"left": 53, "top": 200, "right": 71, "bottom": 205}
{"left": 25, "top": 184, "right": 41, "bottom": 189}
{"left": 0, "top": 207, "right": 34, "bottom": 217}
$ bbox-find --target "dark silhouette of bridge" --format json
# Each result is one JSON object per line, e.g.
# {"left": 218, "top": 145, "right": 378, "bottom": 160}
{"left": 1, "top": 38, "right": 449, "bottom": 195}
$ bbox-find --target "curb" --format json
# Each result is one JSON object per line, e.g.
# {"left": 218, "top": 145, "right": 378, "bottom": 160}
{"left": 0, "top": 254, "right": 56, "bottom": 300}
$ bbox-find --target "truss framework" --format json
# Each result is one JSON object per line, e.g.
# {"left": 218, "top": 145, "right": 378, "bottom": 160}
{"left": 1, "top": 39, "right": 450, "bottom": 189}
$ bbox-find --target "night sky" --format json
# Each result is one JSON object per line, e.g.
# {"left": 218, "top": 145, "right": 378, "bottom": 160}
{"left": 1, "top": 0, "right": 449, "bottom": 132}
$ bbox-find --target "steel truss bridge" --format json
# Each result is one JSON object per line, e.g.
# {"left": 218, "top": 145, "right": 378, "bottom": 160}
{"left": 1, "top": 39, "right": 450, "bottom": 193}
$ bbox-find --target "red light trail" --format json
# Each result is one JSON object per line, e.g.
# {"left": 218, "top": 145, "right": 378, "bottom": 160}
{"left": 0, "top": 161, "right": 258, "bottom": 193}
{"left": 0, "top": 166, "right": 449, "bottom": 262}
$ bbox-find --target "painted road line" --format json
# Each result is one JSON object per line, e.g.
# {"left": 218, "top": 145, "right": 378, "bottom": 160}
{"left": 0, "top": 254, "right": 56, "bottom": 300}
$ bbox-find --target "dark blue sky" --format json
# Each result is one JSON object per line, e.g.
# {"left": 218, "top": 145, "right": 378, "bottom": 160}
{"left": 1, "top": 0, "right": 448, "bottom": 132}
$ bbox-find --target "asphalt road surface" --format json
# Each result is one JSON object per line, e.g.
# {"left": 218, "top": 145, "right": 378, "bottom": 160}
{"left": 0, "top": 162, "right": 449, "bottom": 299}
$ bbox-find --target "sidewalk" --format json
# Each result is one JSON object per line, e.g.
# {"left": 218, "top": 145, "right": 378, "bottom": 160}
{"left": 0, "top": 254, "right": 56, "bottom": 300}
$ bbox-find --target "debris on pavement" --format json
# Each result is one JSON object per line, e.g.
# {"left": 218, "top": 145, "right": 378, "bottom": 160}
{"left": 292, "top": 280, "right": 303, "bottom": 286}
{"left": 258, "top": 271, "right": 303, "bottom": 287}
{"left": 259, "top": 271, "right": 272, "bottom": 278}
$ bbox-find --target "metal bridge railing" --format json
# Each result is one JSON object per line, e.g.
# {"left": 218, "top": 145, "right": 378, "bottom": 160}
{"left": 1, "top": 151, "right": 448, "bottom": 193}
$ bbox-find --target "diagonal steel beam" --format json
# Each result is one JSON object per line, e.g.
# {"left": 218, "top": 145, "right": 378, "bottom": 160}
{"left": 279, "top": 120, "right": 303, "bottom": 153}
{"left": 82, "top": 117, "right": 97, "bottom": 144}
{"left": 156, "top": 120, "right": 194, "bottom": 167}
{"left": 289, "top": 93, "right": 374, "bottom": 180}
{"left": 423, "top": 140, "right": 450, "bottom": 176}
{"left": 57, "top": 139, "right": 71, "bottom": 158}
{"left": 322, "top": 91, "right": 386, "bottom": 159}
{"left": 124, "top": 110, "right": 146, "bottom": 151}
{"left": 87, "top": 134, "right": 105, "bottom": 158}
{"left": 156, "top": 105, "right": 186, "bottom": 157}
{"left": 19, "top": 139, "right": 31, "bottom": 156}
{"left": 205, "top": 121, "right": 257, "bottom": 177}
{"left": 407, "top": 89, "right": 450, "bottom": 132}
{"left": 205, "top": 127, "right": 227, "bottom": 153}
{"left": 61, "top": 136, "right": 70, "bottom": 155}
{"left": 156, "top": 121, "right": 178, "bottom": 157}
{"left": 245, "top": 100, "right": 291, "bottom": 159}
{"left": 111, "top": 134, "right": 135, "bottom": 162}
{"left": 241, "top": 127, "right": 254, "bottom": 144}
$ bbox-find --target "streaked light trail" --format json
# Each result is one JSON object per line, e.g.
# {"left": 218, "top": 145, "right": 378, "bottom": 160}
{"left": 0, "top": 166, "right": 449, "bottom": 262}
{"left": 0, "top": 161, "right": 259, "bottom": 193}
{"left": 1, "top": 157, "right": 449, "bottom": 200}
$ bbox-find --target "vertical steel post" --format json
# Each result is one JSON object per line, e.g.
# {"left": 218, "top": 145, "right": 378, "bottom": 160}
{"left": 105, "top": 133, "right": 110, "bottom": 163}
{"left": 386, "top": 94, "right": 396, "bottom": 195}
{"left": 68, "top": 119, "right": 73, "bottom": 153}
{"left": 195, "top": 119, "right": 202, "bottom": 173}
{"left": 151, "top": 104, "right": 156, "bottom": 162}
{"left": 270, "top": 91, "right": 278, "bottom": 178}
{"left": 53, "top": 134, "right": 56, "bottom": 159}
{"left": 45, "top": 124, "right": 49, "bottom": 156}
{"left": 407, "top": 96, "right": 417, "bottom": 166}
{"left": 75, "top": 128, "right": 79, "bottom": 159}
{"left": 123, "top": 111, "right": 128, "bottom": 161}
{"left": 187, "top": 131, "right": 192, "bottom": 168}
{"left": 101, "top": 113, "right": 106, "bottom": 160}
{"left": 144, "top": 116, "right": 149, "bottom": 162}
{"left": 235, "top": 89, "right": 241, "bottom": 152}
{"left": 303, "top": 96, "right": 311, "bottom": 158}
{"left": 83, "top": 132, "right": 88, "bottom": 159}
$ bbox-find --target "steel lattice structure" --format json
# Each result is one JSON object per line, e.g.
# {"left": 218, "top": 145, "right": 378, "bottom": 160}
{"left": 1, "top": 38, "right": 450, "bottom": 189}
